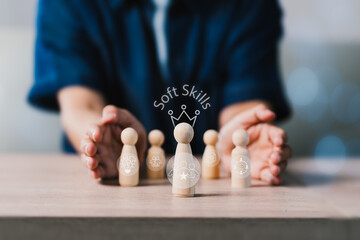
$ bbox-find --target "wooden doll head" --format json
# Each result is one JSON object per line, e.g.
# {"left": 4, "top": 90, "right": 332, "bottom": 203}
{"left": 232, "top": 129, "right": 249, "bottom": 147}
{"left": 203, "top": 130, "right": 218, "bottom": 146}
{"left": 148, "top": 129, "right": 165, "bottom": 147}
{"left": 174, "top": 122, "right": 194, "bottom": 144}
{"left": 121, "top": 127, "right": 138, "bottom": 145}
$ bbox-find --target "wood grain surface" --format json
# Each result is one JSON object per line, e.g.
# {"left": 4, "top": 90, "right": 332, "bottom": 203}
{"left": 0, "top": 154, "right": 359, "bottom": 239}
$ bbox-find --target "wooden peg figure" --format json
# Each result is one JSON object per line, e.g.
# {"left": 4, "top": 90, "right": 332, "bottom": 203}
{"left": 172, "top": 122, "right": 195, "bottom": 197}
{"left": 231, "top": 129, "right": 251, "bottom": 188}
{"left": 202, "top": 130, "right": 220, "bottom": 179}
{"left": 146, "top": 130, "right": 166, "bottom": 179}
{"left": 118, "top": 127, "right": 139, "bottom": 187}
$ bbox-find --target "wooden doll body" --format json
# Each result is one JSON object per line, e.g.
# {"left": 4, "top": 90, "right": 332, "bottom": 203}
{"left": 231, "top": 129, "right": 251, "bottom": 188}
{"left": 119, "top": 128, "right": 139, "bottom": 187}
{"left": 231, "top": 146, "right": 251, "bottom": 188}
{"left": 146, "top": 130, "right": 166, "bottom": 179}
{"left": 147, "top": 145, "right": 166, "bottom": 179}
{"left": 172, "top": 123, "right": 195, "bottom": 197}
{"left": 202, "top": 130, "right": 220, "bottom": 179}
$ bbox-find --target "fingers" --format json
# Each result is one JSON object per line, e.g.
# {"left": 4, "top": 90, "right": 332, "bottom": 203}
{"left": 267, "top": 126, "right": 290, "bottom": 177}
{"left": 240, "top": 104, "right": 276, "bottom": 129}
{"left": 86, "top": 124, "right": 103, "bottom": 142}
{"left": 101, "top": 105, "right": 147, "bottom": 166}
{"left": 269, "top": 144, "right": 291, "bottom": 176}
{"left": 219, "top": 104, "right": 275, "bottom": 145}
{"left": 260, "top": 168, "right": 282, "bottom": 185}
{"left": 268, "top": 142, "right": 291, "bottom": 178}
{"left": 269, "top": 160, "right": 287, "bottom": 175}
{"left": 269, "top": 151, "right": 281, "bottom": 165}
{"left": 90, "top": 165, "right": 105, "bottom": 179}
{"left": 270, "top": 144, "right": 291, "bottom": 164}
{"left": 80, "top": 137, "right": 97, "bottom": 157}
{"left": 81, "top": 154, "right": 99, "bottom": 170}
{"left": 269, "top": 164, "right": 280, "bottom": 176}
{"left": 80, "top": 137, "right": 104, "bottom": 179}
{"left": 101, "top": 105, "right": 135, "bottom": 128}
{"left": 269, "top": 127, "right": 288, "bottom": 147}
{"left": 102, "top": 105, "right": 118, "bottom": 123}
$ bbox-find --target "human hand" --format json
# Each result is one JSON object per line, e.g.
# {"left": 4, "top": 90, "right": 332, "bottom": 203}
{"left": 80, "top": 105, "right": 147, "bottom": 179}
{"left": 219, "top": 104, "right": 291, "bottom": 185}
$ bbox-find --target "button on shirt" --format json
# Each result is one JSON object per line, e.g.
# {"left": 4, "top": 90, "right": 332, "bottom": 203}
{"left": 28, "top": 0, "right": 290, "bottom": 154}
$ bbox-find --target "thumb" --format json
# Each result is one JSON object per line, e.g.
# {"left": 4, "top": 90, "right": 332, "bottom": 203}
{"left": 219, "top": 104, "right": 275, "bottom": 147}
{"left": 101, "top": 105, "right": 136, "bottom": 127}
{"left": 101, "top": 105, "right": 147, "bottom": 166}
{"left": 229, "top": 104, "right": 275, "bottom": 130}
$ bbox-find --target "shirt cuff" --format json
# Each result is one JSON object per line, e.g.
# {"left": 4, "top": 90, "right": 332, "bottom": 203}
{"left": 27, "top": 75, "right": 103, "bottom": 112}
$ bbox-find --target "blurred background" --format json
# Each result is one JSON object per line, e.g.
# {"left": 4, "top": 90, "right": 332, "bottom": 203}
{"left": 0, "top": 0, "right": 359, "bottom": 160}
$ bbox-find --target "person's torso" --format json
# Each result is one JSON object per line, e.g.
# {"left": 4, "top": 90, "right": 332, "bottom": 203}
{"left": 73, "top": 0, "right": 236, "bottom": 153}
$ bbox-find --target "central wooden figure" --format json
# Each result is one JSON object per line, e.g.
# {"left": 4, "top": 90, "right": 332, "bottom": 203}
{"left": 172, "top": 122, "right": 196, "bottom": 197}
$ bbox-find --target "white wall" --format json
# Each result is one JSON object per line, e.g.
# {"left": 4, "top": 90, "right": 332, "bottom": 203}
{"left": 0, "top": 0, "right": 62, "bottom": 152}
{"left": 0, "top": 0, "right": 359, "bottom": 156}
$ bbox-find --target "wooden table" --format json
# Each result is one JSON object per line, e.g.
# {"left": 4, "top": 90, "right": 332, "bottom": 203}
{"left": 0, "top": 154, "right": 359, "bottom": 240}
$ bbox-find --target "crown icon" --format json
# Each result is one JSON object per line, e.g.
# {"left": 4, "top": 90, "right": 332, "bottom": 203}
{"left": 168, "top": 104, "right": 200, "bottom": 127}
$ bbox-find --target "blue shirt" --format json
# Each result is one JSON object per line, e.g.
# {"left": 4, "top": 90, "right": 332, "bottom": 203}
{"left": 28, "top": 0, "right": 290, "bottom": 154}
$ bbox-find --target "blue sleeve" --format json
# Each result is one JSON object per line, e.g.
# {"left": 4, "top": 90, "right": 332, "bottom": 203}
{"left": 221, "top": 0, "right": 290, "bottom": 120}
{"left": 28, "top": 0, "right": 105, "bottom": 111}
